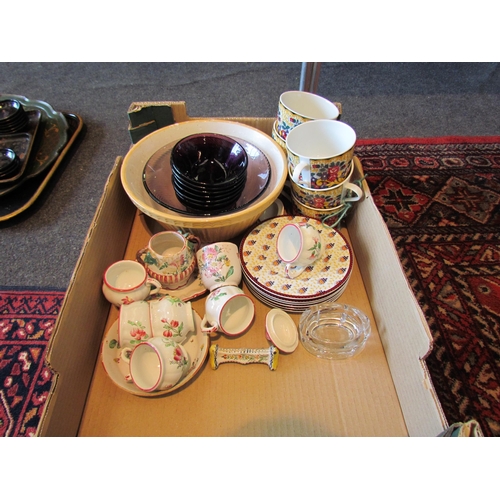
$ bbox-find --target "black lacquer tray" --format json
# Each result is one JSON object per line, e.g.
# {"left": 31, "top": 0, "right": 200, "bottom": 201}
{"left": 0, "top": 113, "right": 83, "bottom": 222}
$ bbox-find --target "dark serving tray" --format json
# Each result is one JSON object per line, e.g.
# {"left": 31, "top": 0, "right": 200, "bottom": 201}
{"left": 0, "top": 113, "right": 83, "bottom": 222}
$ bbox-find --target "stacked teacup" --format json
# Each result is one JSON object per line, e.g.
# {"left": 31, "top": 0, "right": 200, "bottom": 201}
{"left": 272, "top": 91, "right": 362, "bottom": 226}
{"left": 196, "top": 242, "right": 255, "bottom": 337}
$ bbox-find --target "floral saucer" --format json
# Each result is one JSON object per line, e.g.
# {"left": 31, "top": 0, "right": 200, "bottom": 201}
{"left": 101, "top": 310, "right": 209, "bottom": 397}
{"left": 240, "top": 215, "right": 352, "bottom": 303}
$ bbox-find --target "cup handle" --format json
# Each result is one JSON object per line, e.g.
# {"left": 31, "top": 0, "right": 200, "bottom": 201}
{"left": 185, "top": 234, "right": 201, "bottom": 253}
{"left": 342, "top": 183, "right": 363, "bottom": 203}
{"left": 147, "top": 277, "right": 162, "bottom": 295}
{"left": 285, "top": 263, "right": 306, "bottom": 279}
{"left": 200, "top": 316, "right": 218, "bottom": 334}
{"left": 292, "top": 160, "right": 310, "bottom": 187}
{"left": 120, "top": 347, "right": 132, "bottom": 363}
{"left": 120, "top": 347, "right": 133, "bottom": 383}
{"left": 136, "top": 246, "right": 148, "bottom": 266}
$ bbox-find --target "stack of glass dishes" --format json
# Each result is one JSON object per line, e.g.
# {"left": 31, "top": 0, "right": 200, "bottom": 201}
{"left": 143, "top": 133, "right": 271, "bottom": 217}
{"left": 239, "top": 215, "right": 353, "bottom": 313}
{"left": 170, "top": 133, "right": 248, "bottom": 214}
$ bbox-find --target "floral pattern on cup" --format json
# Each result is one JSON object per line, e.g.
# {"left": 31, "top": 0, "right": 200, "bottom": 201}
{"left": 136, "top": 231, "right": 200, "bottom": 290}
{"left": 169, "top": 342, "right": 189, "bottom": 369}
{"left": 276, "top": 108, "right": 302, "bottom": 139}
{"left": 288, "top": 154, "right": 353, "bottom": 190}
{"left": 286, "top": 119, "right": 356, "bottom": 189}
{"left": 289, "top": 161, "right": 363, "bottom": 210}
{"left": 201, "top": 285, "right": 255, "bottom": 336}
{"left": 126, "top": 319, "right": 151, "bottom": 345}
{"left": 149, "top": 295, "right": 195, "bottom": 344}
{"left": 305, "top": 161, "right": 348, "bottom": 189}
{"left": 197, "top": 242, "right": 242, "bottom": 291}
{"left": 302, "top": 223, "right": 322, "bottom": 260}
{"left": 142, "top": 248, "right": 191, "bottom": 274}
{"left": 277, "top": 91, "right": 339, "bottom": 140}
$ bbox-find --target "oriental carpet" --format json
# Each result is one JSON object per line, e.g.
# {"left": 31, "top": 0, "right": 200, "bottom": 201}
{"left": 0, "top": 289, "right": 65, "bottom": 437}
{"left": 356, "top": 137, "right": 500, "bottom": 437}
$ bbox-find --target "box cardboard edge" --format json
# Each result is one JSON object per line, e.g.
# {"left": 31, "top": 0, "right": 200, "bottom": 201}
{"left": 347, "top": 167, "right": 448, "bottom": 436}
{"left": 38, "top": 157, "right": 136, "bottom": 436}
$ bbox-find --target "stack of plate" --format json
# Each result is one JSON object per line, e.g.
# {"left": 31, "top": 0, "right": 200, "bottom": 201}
{"left": 239, "top": 215, "right": 353, "bottom": 313}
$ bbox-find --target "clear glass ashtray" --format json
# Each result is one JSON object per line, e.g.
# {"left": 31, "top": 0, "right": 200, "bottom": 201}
{"left": 298, "top": 302, "right": 371, "bottom": 360}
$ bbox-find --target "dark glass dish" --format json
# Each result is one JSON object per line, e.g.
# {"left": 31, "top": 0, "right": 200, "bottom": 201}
{"left": 170, "top": 133, "right": 248, "bottom": 187}
{"left": 143, "top": 137, "right": 271, "bottom": 217}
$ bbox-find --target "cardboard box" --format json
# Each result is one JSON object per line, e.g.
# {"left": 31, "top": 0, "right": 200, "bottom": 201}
{"left": 39, "top": 102, "right": 447, "bottom": 437}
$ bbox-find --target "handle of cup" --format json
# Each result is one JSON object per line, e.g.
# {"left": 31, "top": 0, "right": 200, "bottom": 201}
{"left": 291, "top": 161, "right": 310, "bottom": 187}
{"left": 136, "top": 247, "right": 148, "bottom": 266}
{"left": 342, "top": 182, "right": 363, "bottom": 203}
{"left": 185, "top": 234, "right": 201, "bottom": 253}
{"left": 147, "top": 277, "right": 162, "bottom": 295}
{"left": 120, "top": 347, "right": 132, "bottom": 363}
{"left": 285, "top": 263, "right": 306, "bottom": 279}
{"left": 200, "top": 316, "right": 218, "bottom": 334}
{"left": 120, "top": 348, "right": 133, "bottom": 383}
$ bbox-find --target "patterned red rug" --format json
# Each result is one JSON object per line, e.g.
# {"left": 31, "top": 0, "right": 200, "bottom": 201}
{"left": 356, "top": 136, "right": 500, "bottom": 437}
{"left": 0, "top": 289, "right": 65, "bottom": 437}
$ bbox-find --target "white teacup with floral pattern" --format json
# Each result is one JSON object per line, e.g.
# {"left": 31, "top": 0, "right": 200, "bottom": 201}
{"left": 286, "top": 119, "right": 356, "bottom": 189}
{"left": 289, "top": 160, "right": 363, "bottom": 210}
{"left": 277, "top": 221, "right": 322, "bottom": 278}
{"left": 121, "top": 337, "right": 189, "bottom": 392}
{"left": 118, "top": 300, "right": 153, "bottom": 348}
{"left": 196, "top": 242, "right": 242, "bottom": 291}
{"left": 149, "top": 295, "right": 195, "bottom": 344}
{"left": 137, "top": 230, "right": 200, "bottom": 290}
{"left": 102, "top": 260, "right": 161, "bottom": 308}
{"left": 277, "top": 91, "right": 339, "bottom": 140}
{"left": 201, "top": 285, "right": 255, "bottom": 336}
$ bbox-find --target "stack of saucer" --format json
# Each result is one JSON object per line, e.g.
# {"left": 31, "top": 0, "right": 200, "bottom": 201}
{"left": 239, "top": 215, "right": 353, "bottom": 313}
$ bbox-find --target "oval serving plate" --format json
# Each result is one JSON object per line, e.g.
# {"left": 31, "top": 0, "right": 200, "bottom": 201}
{"left": 101, "top": 310, "right": 209, "bottom": 397}
{"left": 0, "top": 94, "right": 68, "bottom": 196}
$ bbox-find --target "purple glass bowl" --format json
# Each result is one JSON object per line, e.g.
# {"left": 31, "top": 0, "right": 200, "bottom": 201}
{"left": 171, "top": 133, "right": 248, "bottom": 187}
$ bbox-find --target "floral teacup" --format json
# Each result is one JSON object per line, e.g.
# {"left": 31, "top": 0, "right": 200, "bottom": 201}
{"left": 201, "top": 285, "right": 255, "bottom": 336}
{"left": 118, "top": 300, "right": 153, "bottom": 347}
{"left": 102, "top": 260, "right": 161, "bottom": 307}
{"left": 149, "top": 295, "right": 195, "bottom": 344}
{"left": 137, "top": 230, "right": 200, "bottom": 290}
{"left": 121, "top": 337, "right": 189, "bottom": 392}
{"left": 196, "top": 242, "right": 242, "bottom": 291}
{"left": 277, "top": 221, "right": 322, "bottom": 278}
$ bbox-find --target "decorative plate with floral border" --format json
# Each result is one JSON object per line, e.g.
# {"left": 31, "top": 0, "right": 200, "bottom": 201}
{"left": 101, "top": 310, "right": 209, "bottom": 397}
{"left": 239, "top": 215, "right": 352, "bottom": 302}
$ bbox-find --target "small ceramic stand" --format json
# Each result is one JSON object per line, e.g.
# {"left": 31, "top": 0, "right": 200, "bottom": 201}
{"left": 209, "top": 345, "right": 279, "bottom": 371}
